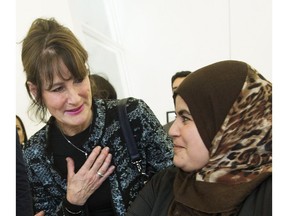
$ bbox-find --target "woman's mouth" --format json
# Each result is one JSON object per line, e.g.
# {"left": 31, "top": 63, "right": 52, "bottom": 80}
{"left": 173, "top": 144, "right": 185, "bottom": 151}
{"left": 65, "top": 104, "right": 84, "bottom": 115}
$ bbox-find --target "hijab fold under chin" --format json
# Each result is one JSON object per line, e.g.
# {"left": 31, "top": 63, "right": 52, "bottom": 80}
{"left": 169, "top": 169, "right": 271, "bottom": 215}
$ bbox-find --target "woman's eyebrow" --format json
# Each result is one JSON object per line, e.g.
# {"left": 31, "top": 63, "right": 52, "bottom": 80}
{"left": 178, "top": 109, "right": 191, "bottom": 116}
{"left": 44, "top": 81, "right": 64, "bottom": 90}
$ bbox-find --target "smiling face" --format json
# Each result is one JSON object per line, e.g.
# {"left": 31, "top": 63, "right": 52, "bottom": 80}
{"left": 169, "top": 95, "right": 209, "bottom": 172}
{"left": 28, "top": 61, "right": 93, "bottom": 135}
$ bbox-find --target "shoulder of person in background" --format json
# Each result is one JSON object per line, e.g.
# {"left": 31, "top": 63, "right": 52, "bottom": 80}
{"left": 16, "top": 130, "right": 34, "bottom": 216}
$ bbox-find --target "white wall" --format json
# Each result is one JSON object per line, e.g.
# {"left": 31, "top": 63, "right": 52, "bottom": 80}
{"left": 230, "top": 0, "right": 271, "bottom": 80}
{"left": 113, "top": 0, "right": 271, "bottom": 125}
{"left": 16, "top": 0, "right": 272, "bottom": 138}
{"left": 114, "top": 0, "right": 231, "bottom": 124}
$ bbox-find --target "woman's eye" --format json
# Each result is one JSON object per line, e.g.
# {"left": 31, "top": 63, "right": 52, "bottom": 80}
{"left": 180, "top": 115, "right": 193, "bottom": 123}
{"left": 176, "top": 110, "right": 193, "bottom": 123}
{"left": 74, "top": 78, "right": 84, "bottom": 83}
{"left": 182, "top": 116, "right": 189, "bottom": 122}
{"left": 51, "top": 86, "right": 64, "bottom": 92}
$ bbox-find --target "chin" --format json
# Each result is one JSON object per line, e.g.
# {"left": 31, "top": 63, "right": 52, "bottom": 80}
{"left": 173, "top": 157, "right": 182, "bottom": 168}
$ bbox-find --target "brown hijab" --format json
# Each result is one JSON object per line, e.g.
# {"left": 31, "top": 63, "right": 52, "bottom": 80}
{"left": 169, "top": 60, "right": 272, "bottom": 215}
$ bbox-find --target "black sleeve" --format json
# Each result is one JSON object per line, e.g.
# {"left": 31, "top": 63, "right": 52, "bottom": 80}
{"left": 126, "top": 177, "right": 155, "bottom": 216}
{"left": 57, "top": 197, "right": 86, "bottom": 216}
{"left": 238, "top": 175, "right": 272, "bottom": 216}
{"left": 126, "top": 167, "right": 175, "bottom": 216}
{"left": 16, "top": 130, "right": 34, "bottom": 216}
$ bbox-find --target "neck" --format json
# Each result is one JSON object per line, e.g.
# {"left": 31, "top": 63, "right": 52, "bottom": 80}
{"left": 56, "top": 110, "right": 93, "bottom": 136}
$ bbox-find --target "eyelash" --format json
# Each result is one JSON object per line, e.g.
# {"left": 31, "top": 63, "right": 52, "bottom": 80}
{"left": 181, "top": 116, "right": 190, "bottom": 122}
{"left": 51, "top": 86, "right": 64, "bottom": 93}
{"left": 74, "top": 78, "right": 84, "bottom": 83}
{"left": 176, "top": 114, "right": 193, "bottom": 123}
{"left": 50, "top": 78, "right": 84, "bottom": 92}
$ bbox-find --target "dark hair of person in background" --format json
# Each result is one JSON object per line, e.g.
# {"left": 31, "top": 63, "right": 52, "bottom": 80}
{"left": 16, "top": 130, "right": 33, "bottom": 216}
{"left": 171, "top": 70, "right": 191, "bottom": 84}
{"left": 89, "top": 74, "right": 117, "bottom": 99}
{"left": 171, "top": 71, "right": 191, "bottom": 89}
{"left": 16, "top": 115, "right": 28, "bottom": 147}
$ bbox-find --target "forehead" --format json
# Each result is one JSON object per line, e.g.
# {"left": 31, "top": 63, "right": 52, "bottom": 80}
{"left": 42, "top": 61, "right": 72, "bottom": 84}
{"left": 175, "top": 95, "right": 189, "bottom": 111}
{"left": 173, "top": 77, "right": 187, "bottom": 88}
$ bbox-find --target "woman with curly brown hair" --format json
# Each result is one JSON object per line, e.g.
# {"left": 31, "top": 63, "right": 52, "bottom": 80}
{"left": 21, "top": 17, "right": 173, "bottom": 216}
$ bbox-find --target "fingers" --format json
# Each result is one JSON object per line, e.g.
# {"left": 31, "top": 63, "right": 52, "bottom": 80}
{"left": 95, "top": 153, "right": 115, "bottom": 181}
{"left": 80, "top": 146, "right": 115, "bottom": 189}
{"left": 89, "top": 147, "right": 110, "bottom": 173}
{"left": 80, "top": 146, "right": 102, "bottom": 171}
{"left": 66, "top": 146, "right": 111, "bottom": 178}
{"left": 35, "top": 210, "right": 45, "bottom": 216}
{"left": 65, "top": 146, "right": 115, "bottom": 205}
{"left": 66, "top": 157, "right": 75, "bottom": 180}
{"left": 96, "top": 165, "right": 115, "bottom": 186}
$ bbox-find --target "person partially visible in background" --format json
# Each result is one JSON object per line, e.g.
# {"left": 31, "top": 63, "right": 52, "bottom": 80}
{"left": 163, "top": 71, "right": 191, "bottom": 132}
{"left": 171, "top": 71, "right": 191, "bottom": 93}
{"left": 16, "top": 130, "right": 33, "bottom": 216}
{"left": 89, "top": 74, "right": 117, "bottom": 99}
{"left": 16, "top": 115, "right": 28, "bottom": 148}
{"left": 127, "top": 60, "right": 272, "bottom": 216}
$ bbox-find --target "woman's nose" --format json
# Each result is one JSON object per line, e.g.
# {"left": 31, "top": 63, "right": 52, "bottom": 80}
{"left": 168, "top": 119, "right": 178, "bottom": 137}
{"left": 66, "top": 86, "right": 81, "bottom": 104}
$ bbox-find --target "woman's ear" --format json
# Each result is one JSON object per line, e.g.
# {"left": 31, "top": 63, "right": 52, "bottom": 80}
{"left": 26, "top": 81, "right": 38, "bottom": 99}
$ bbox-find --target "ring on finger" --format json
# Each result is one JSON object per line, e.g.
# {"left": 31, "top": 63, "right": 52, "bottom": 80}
{"left": 97, "top": 171, "right": 104, "bottom": 177}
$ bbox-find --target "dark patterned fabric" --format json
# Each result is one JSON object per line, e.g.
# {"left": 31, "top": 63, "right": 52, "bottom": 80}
{"left": 23, "top": 97, "right": 173, "bottom": 216}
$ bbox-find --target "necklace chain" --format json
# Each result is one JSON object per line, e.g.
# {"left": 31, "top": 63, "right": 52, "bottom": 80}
{"left": 58, "top": 127, "right": 88, "bottom": 159}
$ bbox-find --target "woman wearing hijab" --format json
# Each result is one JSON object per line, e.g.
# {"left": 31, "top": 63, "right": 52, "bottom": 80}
{"left": 126, "top": 60, "right": 272, "bottom": 216}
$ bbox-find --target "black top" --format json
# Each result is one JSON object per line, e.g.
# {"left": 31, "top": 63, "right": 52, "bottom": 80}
{"left": 16, "top": 130, "right": 34, "bottom": 216}
{"left": 50, "top": 124, "right": 114, "bottom": 216}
